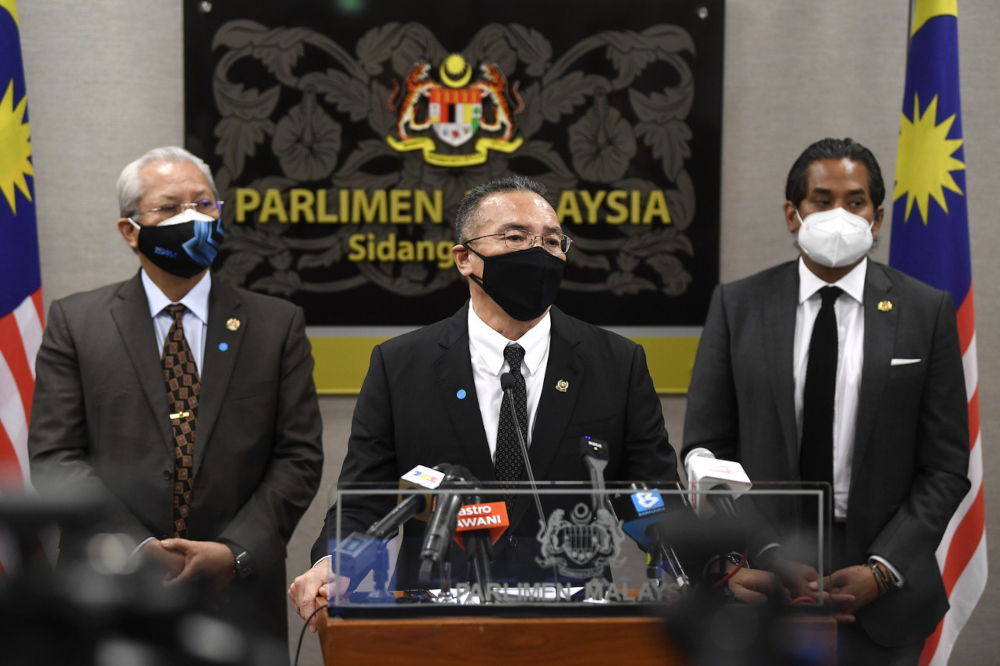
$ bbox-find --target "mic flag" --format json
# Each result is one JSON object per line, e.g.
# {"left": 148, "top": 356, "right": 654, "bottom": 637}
{"left": 453, "top": 501, "right": 510, "bottom": 549}
{"left": 686, "top": 455, "right": 752, "bottom": 519}
{"left": 398, "top": 463, "right": 448, "bottom": 521}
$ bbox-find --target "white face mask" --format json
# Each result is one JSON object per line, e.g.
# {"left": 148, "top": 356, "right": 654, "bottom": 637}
{"left": 795, "top": 207, "right": 875, "bottom": 268}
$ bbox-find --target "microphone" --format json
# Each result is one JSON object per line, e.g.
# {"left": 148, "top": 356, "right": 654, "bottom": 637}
{"left": 612, "top": 483, "right": 691, "bottom": 591}
{"left": 417, "top": 465, "right": 475, "bottom": 583}
{"left": 499, "top": 372, "right": 547, "bottom": 532}
{"left": 579, "top": 436, "right": 611, "bottom": 514}
{"left": 684, "top": 448, "right": 751, "bottom": 520}
{"left": 453, "top": 496, "right": 508, "bottom": 589}
{"left": 328, "top": 464, "right": 454, "bottom": 580}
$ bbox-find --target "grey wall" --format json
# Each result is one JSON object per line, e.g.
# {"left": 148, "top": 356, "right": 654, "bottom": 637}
{"left": 17, "top": 1, "right": 1000, "bottom": 664}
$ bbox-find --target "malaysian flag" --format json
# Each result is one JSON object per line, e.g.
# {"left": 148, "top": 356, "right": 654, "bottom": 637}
{"left": 889, "top": 1, "right": 987, "bottom": 663}
{"left": 0, "top": 0, "right": 46, "bottom": 574}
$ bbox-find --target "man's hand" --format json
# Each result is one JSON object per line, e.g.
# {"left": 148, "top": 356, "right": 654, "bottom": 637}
{"left": 288, "top": 559, "right": 350, "bottom": 634}
{"left": 139, "top": 539, "right": 186, "bottom": 578}
{"left": 770, "top": 557, "right": 823, "bottom": 601}
{"left": 728, "top": 568, "right": 791, "bottom": 604}
{"left": 159, "top": 539, "right": 236, "bottom": 586}
{"left": 818, "top": 564, "right": 882, "bottom": 623}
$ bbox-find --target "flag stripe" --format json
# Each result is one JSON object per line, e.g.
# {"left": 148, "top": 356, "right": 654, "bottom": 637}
{"left": 955, "top": 286, "right": 974, "bottom": 353}
{"left": 962, "top": 332, "right": 977, "bottom": 403}
{"left": 0, "top": 418, "right": 24, "bottom": 492}
{"left": 0, "top": 307, "right": 34, "bottom": 422}
{"left": 15, "top": 289, "right": 43, "bottom": 378}
{"left": 941, "top": 482, "right": 985, "bottom": 594}
{"left": 925, "top": 537, "right": 989, "bottom": 666}
{"left": 936, "top": 430, "right": 982, "bottom": 570}
{"left": 967, "top": 385, "right": 980, "bottom": 450}
{"left": 0, "top": 345, "right": 29, "bottom": 490}
{"left": 30, "top": 289, "right": 44, "bottom": 327}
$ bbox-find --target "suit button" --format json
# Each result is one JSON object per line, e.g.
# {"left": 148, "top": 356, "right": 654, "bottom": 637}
{"left": 507, "top": 535, "right": 517, "bottom": 548}
{"left": 162, "top": 469, "right": 172, "bottom": 480}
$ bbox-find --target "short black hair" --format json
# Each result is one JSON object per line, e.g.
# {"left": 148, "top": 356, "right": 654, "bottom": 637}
{"left": 785, "top": 138, "right": 885, "bottom": 208}
{"left": 454, "top": 175, "right": 549, "bottom": 244}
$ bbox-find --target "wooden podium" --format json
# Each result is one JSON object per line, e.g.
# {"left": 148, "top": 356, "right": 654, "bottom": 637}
{"left": 317, "top": 609, "right": 837, "bottom": 665}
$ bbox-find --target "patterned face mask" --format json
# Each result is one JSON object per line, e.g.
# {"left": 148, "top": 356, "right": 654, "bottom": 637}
{"left": 129, "top": 208, "right": 225, "bottom": 278}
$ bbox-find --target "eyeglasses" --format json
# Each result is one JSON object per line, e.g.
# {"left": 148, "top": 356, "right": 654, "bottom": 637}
{"left": 133, "top": 199, "right": 223, "bottom": 220}
{"left": 465, "top": 229, "right": 573, "bottom": 254}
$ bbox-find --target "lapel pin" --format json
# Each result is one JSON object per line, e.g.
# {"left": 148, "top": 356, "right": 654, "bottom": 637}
{"left": 877, "top": 301, "right": 893, "bottom": 312}
{"left": 218, "top": 342, "right": 229, "bottom": 352}
{"left": 456, "top": 389, "right": 467, "bottom": 400}
{"left": 226, "top": 318, "right": 241, "bottom": 331}
{"left": 555, "top": 379, "right": 569, "bottom": 393}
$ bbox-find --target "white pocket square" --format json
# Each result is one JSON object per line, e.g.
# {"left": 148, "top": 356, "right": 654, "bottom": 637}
{"left": 891, "top": 358, "right": 922, "bottom": 366}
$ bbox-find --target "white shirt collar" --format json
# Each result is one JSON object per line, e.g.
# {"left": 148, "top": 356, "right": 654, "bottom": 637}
{"left": 798, "top": 256, "right": 867, "bottom": 306}
{"left": 467, "top": 302, "right": 551, "bottom": 377}
{"left": 140, "top": 269, "right": 212, "bottom": 325}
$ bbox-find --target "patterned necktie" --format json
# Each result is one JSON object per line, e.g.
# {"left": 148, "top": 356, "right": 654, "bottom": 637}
{"left": 495, "top": 343, "right": 528, "bottom": 512}
{"left": 800, "top": 286, "right": 843, "bottom": 489}
{"left": 162, "top": 304, "right": 201, "bottom": 538}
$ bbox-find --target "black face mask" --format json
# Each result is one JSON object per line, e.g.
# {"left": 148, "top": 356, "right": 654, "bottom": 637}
{"left": 464, "top": 246, "right": 565, "bottom": 321}
{"left": 131, "top": 213, "right": 224, "bottom": 279}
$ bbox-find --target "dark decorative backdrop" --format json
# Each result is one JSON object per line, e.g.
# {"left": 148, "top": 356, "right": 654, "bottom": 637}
{"left": 184, "top": 0, "right": 723, "bottom": 326}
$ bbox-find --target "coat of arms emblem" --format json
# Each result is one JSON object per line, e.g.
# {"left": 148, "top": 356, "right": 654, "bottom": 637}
{"left": 387, "top": 54, "right": 524, "bottom": 167}
{"left": 535, "top": 502, "right": 626, "bottom": 579}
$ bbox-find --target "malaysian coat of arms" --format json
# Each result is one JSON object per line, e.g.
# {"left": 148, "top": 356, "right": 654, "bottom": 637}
{"left": 535, "top": 502, "right": 626, "bottom": 579}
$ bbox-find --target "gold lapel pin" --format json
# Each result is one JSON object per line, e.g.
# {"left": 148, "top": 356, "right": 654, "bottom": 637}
{"left": 226, "top": 318, "right": 241, "bottom": 331}
{"left": 877, "top": 301, "right": 893, "bottom": 312}
{"left": 555, "top": 379, "right": 569, "bottom": 393}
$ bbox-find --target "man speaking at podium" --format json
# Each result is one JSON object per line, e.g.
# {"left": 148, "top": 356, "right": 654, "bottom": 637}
{"left": 290, "top": 176, "right": 681, "bottom": 628}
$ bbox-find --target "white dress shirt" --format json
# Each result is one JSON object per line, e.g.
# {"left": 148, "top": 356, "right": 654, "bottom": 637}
{"left": 793, "top": 258, "right": 904, "bottom": 586}
{"left": 468, "top": 302, "right": 551, "bottom": 460}
{"left": 141, "top": 269, "right": 211, "bottom": 373}
{"left": 793, "top": 257, "right": 866, "bottom": 521}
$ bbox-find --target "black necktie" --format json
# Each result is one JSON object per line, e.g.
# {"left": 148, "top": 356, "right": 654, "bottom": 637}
{"left": 800, "top": 286, "right": 842, "bottom": 488}
{"left": 495, "top": 344, "right": 528, "bottom": 512}
{"left": 162, "top": 304, "right": 201, "bottom": 538}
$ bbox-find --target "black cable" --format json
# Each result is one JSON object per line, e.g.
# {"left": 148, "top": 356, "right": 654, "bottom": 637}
{"left": 294, "top": 604, "right": 328, "bottom": 666}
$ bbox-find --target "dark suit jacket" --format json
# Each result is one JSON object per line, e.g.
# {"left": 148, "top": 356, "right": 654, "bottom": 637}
{"left": 682, "top": 259, "right": 970, "bottom": 646}
{"left": 28, "top": 272, "right": 324, "bottom": 642}
{"left": 311, "top": 304, "right": 677, "bottom": 587}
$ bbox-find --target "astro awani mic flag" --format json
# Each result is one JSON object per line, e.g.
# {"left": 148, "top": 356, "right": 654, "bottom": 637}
{"left": 0, "top": 0, "right": 47, "bottom": 574}
{"left": 889, "top": 2, "right": 986, "bottom": 664}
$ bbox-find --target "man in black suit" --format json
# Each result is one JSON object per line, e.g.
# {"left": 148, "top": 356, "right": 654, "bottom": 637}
{"left": 289, "top": 176, "right": 686, "bottom": 630}
{"left": 683, "top": 138, "right": 970, "bottom": 664}
{"left": 28, "top": 146, "right": 324, "bottom": 649}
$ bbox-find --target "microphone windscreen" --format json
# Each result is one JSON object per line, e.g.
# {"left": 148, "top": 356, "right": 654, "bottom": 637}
{"left": 500, "top": 372, "right": 516, "bottom": 391}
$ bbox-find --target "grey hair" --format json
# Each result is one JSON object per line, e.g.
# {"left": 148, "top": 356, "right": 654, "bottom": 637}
{"left": 117, "top": 146, "right": 218, "bottom": 218}
{"left": 453, "top": 175, "right": 549, "bottom": 244}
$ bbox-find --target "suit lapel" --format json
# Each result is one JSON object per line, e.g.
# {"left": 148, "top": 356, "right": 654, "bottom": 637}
{"left": 851, "top": 262, "right": 896, "bottom": 484}
{"left": 764, "top": 263, "right": 801, "bottom": 470}
{"left": 432, "top": 305, "right": 495, "bottom": 482}
{"left": 508, "top": 308, "right": 584, "bottom": 530}
{"left": 110, "top": 273, "right": 174, "bottom": 454}
{"left": 192, "top": 281, "right": 245, "bottom": 478}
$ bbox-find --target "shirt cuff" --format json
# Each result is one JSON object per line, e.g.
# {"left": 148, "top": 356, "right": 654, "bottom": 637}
{"left": 868, "top": 555, "right": 905, "bottom": 588}
{"left": 314, "top": 554, "right": 332, "bottom": 568}
{"left": 130, "top": 536, "right": 157, "bottom": 560}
